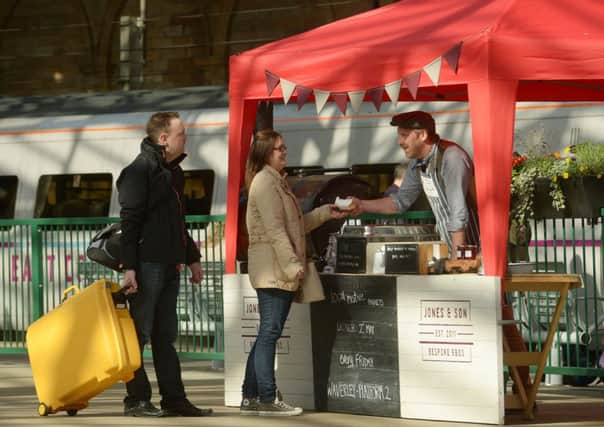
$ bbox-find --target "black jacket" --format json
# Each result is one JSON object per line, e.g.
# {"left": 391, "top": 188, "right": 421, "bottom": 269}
{"left": 117, "top": 137, "right": 200, "bottom": 270}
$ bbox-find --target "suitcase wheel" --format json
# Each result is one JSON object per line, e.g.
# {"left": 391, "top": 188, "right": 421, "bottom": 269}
{"left": 67, "top": 409, "right": 78, "bottom": 416}
{"left": 38, "top": 403, "right": 49, "bottom": 416}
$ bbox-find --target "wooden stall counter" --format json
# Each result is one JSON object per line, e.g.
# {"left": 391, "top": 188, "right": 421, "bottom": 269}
{"left": 503, "top": 273, "right": 583, "bottom": 419}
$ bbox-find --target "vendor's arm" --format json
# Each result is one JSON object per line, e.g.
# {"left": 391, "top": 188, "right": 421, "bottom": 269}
{"left": 350, "top": 166, "right": 421, "bottom": 215}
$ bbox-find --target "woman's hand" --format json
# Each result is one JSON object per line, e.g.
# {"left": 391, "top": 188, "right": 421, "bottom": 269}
{"left": 328, "top": 204, "right": 350, "bottom": 219}
{"left": 296, "top": 268, "right": 305, "bottom": 280}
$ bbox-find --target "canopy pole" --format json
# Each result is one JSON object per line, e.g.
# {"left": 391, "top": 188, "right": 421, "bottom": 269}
{"left": 225, "top": 99, "right": 257, "bottom": 274}
{"left": 468, "top": 79, "right": 518, "bottom": 278}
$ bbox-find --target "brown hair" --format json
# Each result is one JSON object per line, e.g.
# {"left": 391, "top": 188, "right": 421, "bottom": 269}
{"left": 244, "top": 129, "right": 282, "bottom": 190}
{"left": 146, "top": 112, "right": 180, "bottom": 143}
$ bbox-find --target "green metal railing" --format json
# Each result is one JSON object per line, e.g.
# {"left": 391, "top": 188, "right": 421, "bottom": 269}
{"left": 509, "top": 213, "right": 604, "bottom": 381}
{"left": 0, "top": 215, "right": 225, "bottom": 360}
{"left": 2, "top": 211, "right": 603, "bottom": 378}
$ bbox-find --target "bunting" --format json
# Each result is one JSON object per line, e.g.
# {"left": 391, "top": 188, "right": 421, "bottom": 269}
{"left": 366, "top": 87, "right": 385, "bottom": 111}
{"left": 347, "top": 90, "right": 365, "bottom": 113}
{"left": 423, "top": 57, "right": 442, "bottom": 86}
{"left": 264, "top": 41, "right": 462, "bottom": 114}
{"left": 332, "top": 93, "right": 348, "bottom": 114}
{"left": 384, "top": 80, "right": 402, "bottom": 104}
{"left": 296, "top": 86, "right": 313, "bottom": 110}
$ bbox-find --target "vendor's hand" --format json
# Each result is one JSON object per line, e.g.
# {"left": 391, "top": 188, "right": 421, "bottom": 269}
{"left": 296, "top": 269, "right": 305, "bottom": 281}
{"left": 122, "top": 269, "right": 138, "bottom": 295}
{"left": 348, "top": 197, "right": 363, "bottom": 215}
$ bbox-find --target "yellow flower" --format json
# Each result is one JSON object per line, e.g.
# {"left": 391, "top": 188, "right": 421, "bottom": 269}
{"left": 563, "top": 172, "right": 569, "bottom": 179}
{"left": 552, "top": 176, "right": 558, "bottom": 183}
{"left": 564, "top": 146, "right": 571, "bottom": 153}
{"left": 565, "top": 158, "right": 571, "bottom": 164}
{"left": 579, "top": 165, "right": 587, "bottom": 172}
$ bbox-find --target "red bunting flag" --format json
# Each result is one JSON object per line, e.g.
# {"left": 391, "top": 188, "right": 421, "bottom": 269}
{"left": 265, "top": 70, "right": 280, "bottom": 96}
{"left": 332, "top": 93, "right": 348, "bottom": 114}
{"left": 367, "top": 87, "right": 385, "bottom": 111}
{"left": 443, "top": 42, "right": 463, "bottom": 74}
{"left": 403, "top": 70, "right": 421, "bottom": 99}
{"left": 296, "top": 86, "right": 313, "bottom": 110}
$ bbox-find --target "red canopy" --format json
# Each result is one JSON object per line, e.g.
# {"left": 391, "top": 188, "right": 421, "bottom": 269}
{"left": 225, "top": 0, "right": 604, "bottom": 276}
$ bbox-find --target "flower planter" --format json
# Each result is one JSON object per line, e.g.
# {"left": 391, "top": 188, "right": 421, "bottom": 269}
{"left": 560, "top": 176, "right": 604, "bottom": 218}
{"left": 532, "top": 178, "right": 568, "bottom": 219}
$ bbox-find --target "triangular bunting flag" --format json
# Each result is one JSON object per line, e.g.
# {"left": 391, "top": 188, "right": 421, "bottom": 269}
{"left": 347, "top": 90, "right": 365, "bottom": 113}
{"left": 280, "top": 78, "right": 296, "bottom": 104}
{"left": 443, "top": 41, "right": 463, "bottom": 74}
{"left": 265, "top": 70, "right": 280, "bottom": 96}
{"left": 296, "top": 86, "right": 312, "bottom": 110}
{"left": 313, "top": 90, "right": 330, "bottom": 115}
{"left": 403, "top": 71, "right": 421, "bottom": 99}
{"left": 384, "top": 80, "right": 401, "bottom": 103}
{"left": 332, "top": 93, "right": 348, "bottom": 114}
{"left": 423, "top": 57, "right": 442, "bottom": 86}
{"left": 366, "top": 87, "right": 385, "bottom": 112}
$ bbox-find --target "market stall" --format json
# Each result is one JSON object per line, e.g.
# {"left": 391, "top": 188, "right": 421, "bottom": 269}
{"left": 223, "top": 0, "right": 604, "bottom": 424}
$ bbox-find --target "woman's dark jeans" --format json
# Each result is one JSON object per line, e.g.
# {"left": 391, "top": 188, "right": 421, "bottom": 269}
{"left": 125, "top": 262, "right": 186, "bottom": 406}
{"left": 242, "top": 287, "right": 295, "bottom": 403}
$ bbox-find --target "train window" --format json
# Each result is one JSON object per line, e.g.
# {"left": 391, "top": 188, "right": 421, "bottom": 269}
{"left": 351, "top": 163, "right": 400, "bottom": 198}
{"left": 0, "top": 175, "right": 18, "bottom": 219}
{"left": 183, "top": 170, "right": 214, "bottom": 215}
{"left": 34, "top": 173, "right": 112, "bottom": 218}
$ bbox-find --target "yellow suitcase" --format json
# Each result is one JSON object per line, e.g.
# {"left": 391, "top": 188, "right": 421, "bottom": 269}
{"left": 26, "top": 278, "right": 141, "bottom": 416}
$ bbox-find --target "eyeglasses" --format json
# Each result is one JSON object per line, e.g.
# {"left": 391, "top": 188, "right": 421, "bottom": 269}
{"left": 273, "top": 145, "right": 287, "bottom": 153}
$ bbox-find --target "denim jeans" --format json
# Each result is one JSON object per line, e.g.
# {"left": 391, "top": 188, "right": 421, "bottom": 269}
{"left": 124, "top": 262, "right": 186, "bottom": 406}
{"left": 242, "top": 287, "right": 295, "bottom": 403}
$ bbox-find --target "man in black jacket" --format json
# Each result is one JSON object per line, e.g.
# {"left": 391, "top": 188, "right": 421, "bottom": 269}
{"left": 117, "top": 111, "right": 212, "bottom": 417}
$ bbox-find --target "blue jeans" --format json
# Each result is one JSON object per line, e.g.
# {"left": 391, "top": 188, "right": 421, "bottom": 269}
{"left": 125, "top": 262, "right": 186, "bottom": 406}
{"left": 242, "top": 287, "right": 295, "bottom": 403}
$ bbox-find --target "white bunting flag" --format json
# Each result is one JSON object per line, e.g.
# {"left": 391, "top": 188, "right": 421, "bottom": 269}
{"left": 347, "top": 90, "right": 365, "bottom": 113}
{"left": 280, "top": 78, "right": 296, "bottom": 104}
{"left": 423, "top": 57, "right": 442, "bottom": 86}
{"left": 313, "top": 89, "right": 330, "bottom": 114}
{"left": 385, "top": 80, "right": 402, "bottom": 103}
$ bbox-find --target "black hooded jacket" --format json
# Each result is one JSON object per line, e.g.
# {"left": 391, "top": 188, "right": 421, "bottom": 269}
{"left": 117, "top": 137, "right": 200, "bottom": 270}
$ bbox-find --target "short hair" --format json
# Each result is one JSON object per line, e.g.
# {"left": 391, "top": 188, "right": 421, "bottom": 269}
{"left": 146, "top": 112, "right": 180, "bottom": 143}
{"left": 244, "top": 129, "right": 283, "bottom": 190}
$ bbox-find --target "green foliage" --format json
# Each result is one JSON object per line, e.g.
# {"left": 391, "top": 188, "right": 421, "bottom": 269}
{"left": 510, "top": 152, "right": 565, "bottom": 227}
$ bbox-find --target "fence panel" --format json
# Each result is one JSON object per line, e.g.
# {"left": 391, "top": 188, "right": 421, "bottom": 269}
{"left": 0, "top": 216, "right": 225, "bottom": 360}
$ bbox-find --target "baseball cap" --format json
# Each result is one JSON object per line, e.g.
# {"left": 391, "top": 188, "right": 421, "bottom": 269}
{"left": 390, "top": 110, "right": 435, "bottom": 133}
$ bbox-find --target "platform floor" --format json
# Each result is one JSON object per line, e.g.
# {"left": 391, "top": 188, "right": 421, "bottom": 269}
{"left": 0, "top": 354, "right": 603, "bottom": 427}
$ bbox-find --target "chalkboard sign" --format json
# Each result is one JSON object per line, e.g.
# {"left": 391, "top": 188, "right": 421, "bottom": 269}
{"left": 336, "top": 237, "right": 366, "bottom": 273}
{"left": 384, "top": 243, "right": 419, "bottom": 274}
{"left": 311, "top": 274, "right": 400, "bottom": 417}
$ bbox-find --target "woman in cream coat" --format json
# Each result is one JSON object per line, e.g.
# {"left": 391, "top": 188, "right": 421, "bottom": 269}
{"left": 240, "top": 129, "right": 345, "bottom": 416}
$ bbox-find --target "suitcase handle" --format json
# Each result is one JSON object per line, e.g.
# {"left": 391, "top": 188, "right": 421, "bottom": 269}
{"left": 61, "top": 285, "right": 81, "bottom": 303}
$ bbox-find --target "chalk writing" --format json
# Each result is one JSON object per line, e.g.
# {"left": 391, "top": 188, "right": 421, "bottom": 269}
{"left": 328, "top": 382, "right": 392, "bottom": 401}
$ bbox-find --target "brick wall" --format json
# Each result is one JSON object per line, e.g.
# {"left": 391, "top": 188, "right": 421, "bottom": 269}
{"left": 0, "top": 0, "right": 396, "bottom": 96}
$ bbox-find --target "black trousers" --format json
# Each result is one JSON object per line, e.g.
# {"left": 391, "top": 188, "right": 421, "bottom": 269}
{"left": 124, "top": 262, "right": 186, "bottom": 406}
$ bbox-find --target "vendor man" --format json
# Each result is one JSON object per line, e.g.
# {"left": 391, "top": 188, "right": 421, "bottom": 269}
{"left": 349, "top": 110, "right": 530, "bottom": 389}
{"left": 348, "top": 110, "right": 479, "bottom": 258}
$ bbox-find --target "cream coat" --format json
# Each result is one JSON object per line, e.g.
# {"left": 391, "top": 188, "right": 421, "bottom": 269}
{"left": 246, "top": 166, "right": 331, "bottom": 292}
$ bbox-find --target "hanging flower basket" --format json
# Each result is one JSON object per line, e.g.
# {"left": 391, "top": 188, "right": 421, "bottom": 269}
{"left": 560, "top": 176, "right": 604, "bottom": 218}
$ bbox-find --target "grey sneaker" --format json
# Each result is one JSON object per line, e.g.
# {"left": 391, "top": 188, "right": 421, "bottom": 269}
{"left": 240, "top": 397, "right": 259, "bottom": 415}
{"left": 256, "top": 399, "right": 303, "bottom": 416}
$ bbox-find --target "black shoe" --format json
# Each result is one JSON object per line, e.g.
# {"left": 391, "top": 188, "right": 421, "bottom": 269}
{"left": 162, "top": 398, "right": 213, "bottom": 417}
{"left": 124, "top": 400, "right": 166, "bottom": 417}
